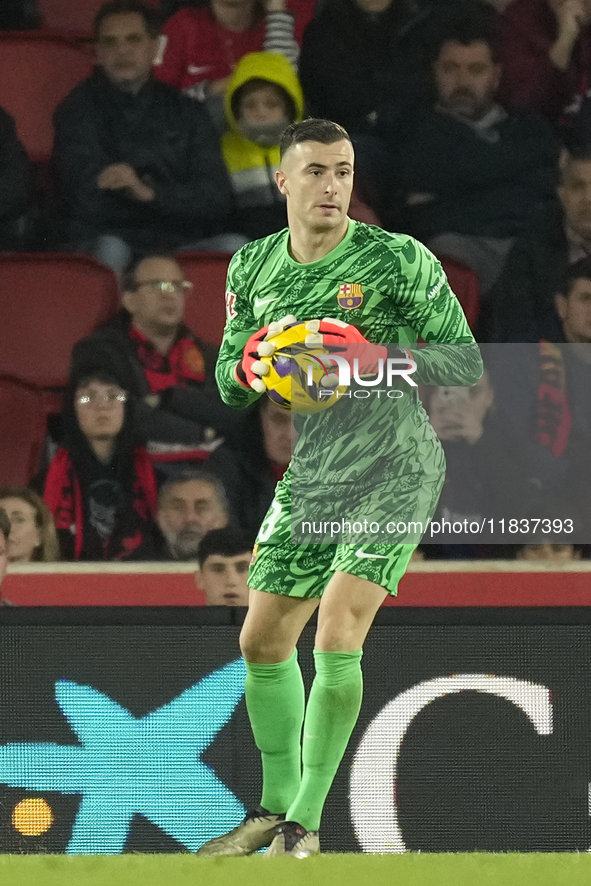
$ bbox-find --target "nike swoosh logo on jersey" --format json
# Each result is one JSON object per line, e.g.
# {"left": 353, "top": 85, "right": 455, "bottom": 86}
{"left": 187, "top": 65, "right": 212, "bottom": 75}
{"left": 355, "top": 548, "right": 388, "bottom": 559}
{"left": 254, "top": 296, "right": 280, "bottom": 308}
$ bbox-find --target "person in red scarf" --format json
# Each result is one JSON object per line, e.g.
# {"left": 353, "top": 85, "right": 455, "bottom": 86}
{"left": 43, "top": 367, "right": 159, "bottom": 561}
{"left": 72, "top": 254, "right": 241, "bottom": 473}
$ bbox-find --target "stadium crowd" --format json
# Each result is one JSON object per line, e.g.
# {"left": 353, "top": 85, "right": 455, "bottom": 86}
{"left": 1, "top": 0, "right": 590, "bottom": 581}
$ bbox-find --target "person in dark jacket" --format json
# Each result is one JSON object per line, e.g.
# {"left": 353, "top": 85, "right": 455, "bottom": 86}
{"left": 489, "top": 141, "right": 591, "bottom": 342}
{"left": 72, "top": 254, "right": 241, "bottom": 468}
{"left": 0, "top": 106, "right": 32, "bottom": 249}
{"left": 298, "top": 0, "right": 492, "bottom": 136}
{"left": 378, "top": 18, "right": 558, "bottom": 295}
{"left": 499, "top": 0, "right": 591, "bottom": 123}
{"left": 207, "top": 396, "right": 292, "bottom": 535}
{"left": 43, "top": 366, "right": 159, "bottom": 561}
{"left": 52, "top": 0, "right": 238, "bottom": 275}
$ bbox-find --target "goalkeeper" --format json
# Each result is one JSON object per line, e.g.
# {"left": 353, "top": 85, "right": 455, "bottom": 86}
{"left": 198, "top": 118, "right": 483, "bottom": 858}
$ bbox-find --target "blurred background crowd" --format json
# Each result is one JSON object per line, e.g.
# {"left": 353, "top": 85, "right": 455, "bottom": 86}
{"left": 1, "top": 0, "right": 591, "bottom": 590}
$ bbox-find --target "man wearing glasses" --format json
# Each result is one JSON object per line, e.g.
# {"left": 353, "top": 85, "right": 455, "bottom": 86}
{"left": 72, "top": 254, "right": 240, "bottom": 473}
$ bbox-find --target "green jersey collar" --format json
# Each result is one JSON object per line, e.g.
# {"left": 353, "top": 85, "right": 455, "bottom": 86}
{"left": 283, "top": 218, "right": 357, "bottom": 268}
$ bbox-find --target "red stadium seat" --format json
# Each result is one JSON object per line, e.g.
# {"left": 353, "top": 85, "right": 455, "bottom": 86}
{"left": 0, "top": 253, "right": 119, "bottom": 389}
{"left": 176, "top": 251, "right": 232, "bottom": 345}
{"left": 38, "top": 0, "right": 159, "bottom": 37}
{"left": 0, "top": 33, "right": 92, "bottom": 163}
{"left": 0, "top": 379, "right": 46, "bottom": 486}
{"left": 438, "top": 255, "right": 481, "bottom": 331}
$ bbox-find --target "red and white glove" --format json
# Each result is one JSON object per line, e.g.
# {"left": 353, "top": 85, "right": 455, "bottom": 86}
{"left": 236, "top": 314, "right": 297, "bottom": 393}
{"left": 304, "top": 317, "right": 388, "bottom": 378}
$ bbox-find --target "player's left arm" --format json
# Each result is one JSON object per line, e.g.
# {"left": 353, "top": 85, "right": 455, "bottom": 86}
{"left": 394, "top": 237, "right": 483, "bottom": 387}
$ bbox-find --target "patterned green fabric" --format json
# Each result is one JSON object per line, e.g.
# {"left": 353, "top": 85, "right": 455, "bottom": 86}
{"left": 249, "top": 476, "right": 428, "bottom": 597}
{"left": 216, "top": 220, "right": 483, "bottom": 594}
{"left": 216, "top": 219, "right": 482, "bottom": 409}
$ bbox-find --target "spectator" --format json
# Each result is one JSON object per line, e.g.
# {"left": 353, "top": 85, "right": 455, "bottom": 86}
{"left": 516, "top": 541, "right": 582, "bottom": 559}
{"left": 72, "top": 253, "right": 241, "bottom": 469}
{"left": 43, "top": 368, "right": 159, "bottom": 560}
{"left": 53, "top": 0, "right": 239, "bottom": 276}
{"left": 130, "top": 468, "right": 230, "bottom": 559}
{"left": 196, "top": 527, "right": 254, "bottom": 604}
{"left": 208, "top": 396, "right": 292, "bottom": 535}
{"left": 222, "top": 52, "right": 303, "bottom": 239}
{"left": 0, "top": 487, "right": 60, "bottom": 563}
{"left": 490, "top": 141, "right": 591, "bottom": 342}
{"left": 424, "top": 368, "right": 538, "bottom": 556}
{"left": 0, "top": 106, "right": 32, "bottom": 250}
{"left": 298, "top": 0, "right": 486, "bottom": 136}
{"left": 155, "top": 0, "right": 313, "bottom": 128}
{"left": 0, "top": 507, "right": 10, "bottom": 590}
{"left": 499, "top": 0, "right": 591, "bottom": 123}
{"left": 554, "top": 255, "right": 591, "bottom": 343}
{"left": 379, "top": 18, "right": 557, "bottom": 295}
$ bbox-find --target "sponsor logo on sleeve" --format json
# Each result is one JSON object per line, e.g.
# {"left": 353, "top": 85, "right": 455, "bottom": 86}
{"left": 225, "top": 290, "right": 237, "bottom": 320}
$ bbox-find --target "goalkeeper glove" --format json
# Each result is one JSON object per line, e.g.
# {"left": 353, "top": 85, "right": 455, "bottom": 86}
{"left": 304, "top": 317, "right": 389, "bottom": 378}
{"left": 236, "top": 314, "right": 298, "bottom": 393}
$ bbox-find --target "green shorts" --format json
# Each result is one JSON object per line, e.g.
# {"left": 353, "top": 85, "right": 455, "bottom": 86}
{"left": 249, "top": 477, "right": 422, "bottom": 598}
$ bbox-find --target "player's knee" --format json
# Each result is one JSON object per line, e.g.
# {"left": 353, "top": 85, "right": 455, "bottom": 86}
{"left": 314, "top": 623, "right": 362, "bottom": 653}
{"left": 239, "top": 629, "right": 288, "bottom": 664}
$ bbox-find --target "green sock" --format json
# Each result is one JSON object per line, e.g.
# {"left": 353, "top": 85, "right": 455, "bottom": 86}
{"left": 286, "top": 649, "right": 363, "bottom": 832}
{"left": 244, "top": 650, "right": 305, "bottom": 814}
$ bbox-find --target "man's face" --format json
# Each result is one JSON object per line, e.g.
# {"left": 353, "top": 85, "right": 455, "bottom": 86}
{"left": 200, "top": 553, "right": 251, "bottom": 605}
{"left": 95, "top": 12, "right": 159, "bottom": 90}
{"left": 0, "top": 497, "right": 41, "bottom": 563}
{"left": 157, "top": 480, "right": 228, "bottom": 559}
{"left": 0, "top": 531, "right": 8, "bottom": 588}
{"left": 555, "top": 276, "right": 591, "bottom": 343}
{"left": 238, "top": 84, "right": 287, "bottom": 127}
{"left": 434, "top": 40, "right": 501, "bottom": 119}
{"left": 75, "top": 380, "right": 126, "bottom": 444}
{"left": 123, "top": 257, "right": 187, "bottom": 336}
{"left": 518, "top": 543, "right": 580, "bottom": 561}
{"left": 261, "top": 401, "right": 292, "bottom": 466}
{"left": 276, "top": 139, "right": 355, "bottom": 234}
{"left": 558, "top": 158, "right": 591, "bottom": 241}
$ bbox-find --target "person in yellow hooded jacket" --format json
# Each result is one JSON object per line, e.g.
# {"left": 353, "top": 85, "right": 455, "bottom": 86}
{"left": 222, "top": 51, "right": 304, "bottom": 240}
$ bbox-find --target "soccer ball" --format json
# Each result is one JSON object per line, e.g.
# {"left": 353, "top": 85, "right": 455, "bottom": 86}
{"left": 258, "top": 320, "right": 347, "bottom": 412}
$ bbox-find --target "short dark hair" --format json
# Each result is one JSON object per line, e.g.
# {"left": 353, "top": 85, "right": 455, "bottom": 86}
{"left": 158, "top": 468, "right": 229, "bottom": 512}
{"left": 559, "top": 138, "right": 591, "bottom": 185}
{"left": 428, "top": 14, "right": 501, "bottom": 68}
{"left": 197, "top": 527, "right": 255, "bottom": 567}
{"left": 279, "top": 118, "right": 351, "bottom": 160}
{"left": 121, "top": 252, "right": 182, "bottom": 293}
{"left": 555, "top": 257, "right": 591, "bottom": 299}
{"left": 94, "top": 0, "right": 161, "bottom": 38}
{"left": 0, "top": 507, "right": 10, "bottom": 544}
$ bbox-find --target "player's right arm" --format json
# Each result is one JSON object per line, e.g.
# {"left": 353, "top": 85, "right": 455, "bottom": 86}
{"left": 215, "top": 249, "right": 264, "bottom": 409}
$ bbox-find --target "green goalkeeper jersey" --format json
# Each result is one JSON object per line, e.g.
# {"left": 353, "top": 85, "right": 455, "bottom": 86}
{"left": 216, "top": 220, "right": 483, "bottom": 494}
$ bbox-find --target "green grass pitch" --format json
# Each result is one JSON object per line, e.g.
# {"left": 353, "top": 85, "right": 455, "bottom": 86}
{"left": 2, "top": 854, "right": 591, "bottom": 886}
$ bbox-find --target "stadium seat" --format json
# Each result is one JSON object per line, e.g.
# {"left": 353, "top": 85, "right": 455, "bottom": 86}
{"left": 0, "top": 378, "right": 47, "bottom": 486}
{"left": 38, "top": 0, "right": 158, "bottom": 37}
{"left": 0, "top": 253, "right": 119, "bottom": 389}
{"left": 176, "top": 251, "right": 232, "bottom": 345}
{"left": 0, "top": 33, "right": 92, "bottom": 163}
{"left": 438, "top": 255, "right": 481, "bottom": 331}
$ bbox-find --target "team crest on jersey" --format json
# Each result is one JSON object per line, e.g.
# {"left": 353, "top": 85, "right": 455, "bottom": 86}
{"left": 225, "top": 290, "right": 237, "bottom": 320}
{"left": 337, "top": 283, "right": 364, "bottom": 310}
